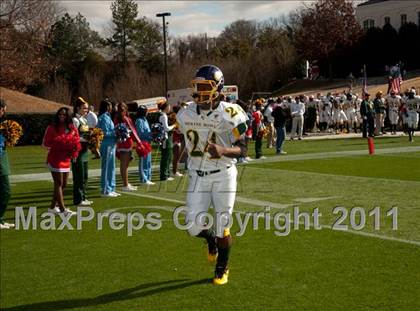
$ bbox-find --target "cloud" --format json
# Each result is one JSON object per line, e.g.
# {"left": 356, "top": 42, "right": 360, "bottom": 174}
{"left": 58, "top": 1, "right": 302, "bottom": 37}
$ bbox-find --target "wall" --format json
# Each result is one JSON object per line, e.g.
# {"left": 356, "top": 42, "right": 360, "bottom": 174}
{"left": 356, "top": 0, "right": 420, "bottom": 30}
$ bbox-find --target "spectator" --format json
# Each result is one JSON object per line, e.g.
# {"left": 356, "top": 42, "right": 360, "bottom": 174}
{"left": 135, "top": 105, "right": 154, "bottom": 185}
{"left": 42, "top": 107, "right": 80, "bottom": 216}
{"left": 290, "top": 96, "right": 305, "bottom": 140}
{"left": 158, "top": 100, "right": 175, "bottom": 181}
{"left": 97, "top": 99, "right": 119, "bottom": 197}
{"left": 72, "top": 97, "right": 92, "bottom": 207}
{"left": 272, "top": 98, "right": 291, "bottom": 155}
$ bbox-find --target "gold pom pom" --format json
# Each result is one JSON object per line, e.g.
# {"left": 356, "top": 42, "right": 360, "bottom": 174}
{"left": 0, "top": 120, "right": 23, "bottom": 147}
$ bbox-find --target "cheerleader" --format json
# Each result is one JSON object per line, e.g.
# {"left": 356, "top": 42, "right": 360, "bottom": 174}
{"left": 114, "top": 102, "right": 140, "bottom": 191}
{"left": 72, "top": 97, "right": 92, "bottom": 207}
{"left": 135, "top": 105, "right": 154, "bottom": 185}
{"left": 42, "top": 108, "right": 80, "bottom": 216}
{"left": 97, "top": 99, "right": 119, "bottom": 197}
{"left": 0, "top": 100, "right": 13, "bottom": 228}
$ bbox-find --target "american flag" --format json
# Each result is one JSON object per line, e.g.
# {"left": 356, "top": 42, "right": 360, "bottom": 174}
{"left": 389, "top": 64, "right": 403, "bottom": 94}
{"left": 390, "top": 77, "right": 402, "bottom": 93}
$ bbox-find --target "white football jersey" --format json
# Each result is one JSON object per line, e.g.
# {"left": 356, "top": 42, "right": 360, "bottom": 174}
{"left": 405, "top": 97, "right": 420, "bottom": 112}
{"left": 343, "top": 99, "right": 354, "bottom": 112}
{"left": 177, "top": 101, "right": 248, "bottom": 171}
{"left": 386, "top": 95, "right": 401, "bottom": 110}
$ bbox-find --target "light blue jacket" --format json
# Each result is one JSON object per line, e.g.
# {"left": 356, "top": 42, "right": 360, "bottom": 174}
{"left": 135, "top": 117, "right": 152, "bottom": 142}
{"left": 97, "top": 112, "right": 116, "bottom": 143}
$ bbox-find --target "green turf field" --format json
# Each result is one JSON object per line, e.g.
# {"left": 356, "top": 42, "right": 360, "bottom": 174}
{"left": 1, "top": 136, "right": 420, "bottom": 310}
{"left": 7, "top": 136, "right": 420, "bottom": 174}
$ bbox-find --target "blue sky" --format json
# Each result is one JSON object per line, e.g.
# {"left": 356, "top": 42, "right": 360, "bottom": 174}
{"left": 59, "top": 1, "right": 305, "bottom": 37}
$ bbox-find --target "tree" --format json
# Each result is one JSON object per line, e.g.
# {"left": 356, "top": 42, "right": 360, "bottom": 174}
{"left": 131, "top": 17, "right": 162, "bottom": 73}
{"left": 217, "top": 20, "right": 258, "bottom": 59}
{"left": 382, "top": 23, "right": 399, "bottom": 65}
{"left": 172, "top": 37, "right": 189, "bottom": 64}
{"left": 293, "top": 0, "right": 362, "bottom": 79}
{"left": 0, "top": 0, "right": 62, "bottom": 90}
{"left": 398, "top": 23, "right": 420, "bottom": 70}
{"left": 49, "top": 13, "right": 101, "bottom": 80}
{"left": 256, "top": 17, "right": 287, "bottom": 49}
{"left": 107, "top": 0, "right": 138, "bottom": 65}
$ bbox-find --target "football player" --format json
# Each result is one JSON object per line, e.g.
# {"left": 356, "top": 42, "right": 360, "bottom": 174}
{"left": 333, "top": 98, "right": 347, "bottom": 134}
{"left": 404, "top": 90, "right": 420, "bottom": 142}
{"left": 385, "top": 90, "right": 401, "bottom": 135}
{"left": 344, "top": 93, "right": 358, "bottom": 133}
{"left": 176, "top": 65, "right": 248, "bottom": 285}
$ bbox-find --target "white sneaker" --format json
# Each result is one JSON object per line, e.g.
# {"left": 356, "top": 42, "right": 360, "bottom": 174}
{"left": 110, "top": 191, "right": 121, "bottom": 196}
{"left": 101, "top": 192, "right": 119, "bottom": 198}
{"left": 0, "top": 223, "right": 10, "bottom": 229}
{"left": 174, "top": 172, "right": 183, "bottom": 177}
{"left": 245, "top": 157, "right": 253, "bottom": 161}
{"left": 166, "top": 177, "right": 175, "bottom": 181}
{"left": 121, "top": 184, "right": 137, "bottom": 192}
{"left": 79, "top": 200, "right": 93, "bottom": 206}
{"left": 259, "top": 156, "right": 267, "bottom": 160}
{"left": 144, "top": 180, "right": 155, "bottom": 185}
{"left": 48, "top": 206, "right": 61, "bottom": 214}
{"left": 3, "top": 222, "right": 15, "bottom": 228}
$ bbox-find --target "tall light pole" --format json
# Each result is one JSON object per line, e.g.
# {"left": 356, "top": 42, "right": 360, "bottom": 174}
{"left": 156, "top": 12, "right": 171, "bottom": 98}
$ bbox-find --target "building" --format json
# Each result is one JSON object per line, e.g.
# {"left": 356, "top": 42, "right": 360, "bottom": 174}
{"left": 356, "top": 0, "right": 420, "bottom": 30}
{"left": 0, "top": 87, "right": 72, "bottom": 113}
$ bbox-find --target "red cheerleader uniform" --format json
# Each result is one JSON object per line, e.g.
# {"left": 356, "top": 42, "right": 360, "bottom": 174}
{"left": 114, "top": 116, "right": 141, "bottom": 153}
{"left": 114, "top": 119, "right": 133, "bottom": 153}
{"left": 172, "top": 128, "right": 182, "bottom": 146}
{"left": 42, "top": 124, "right": 80, "bottom": 172}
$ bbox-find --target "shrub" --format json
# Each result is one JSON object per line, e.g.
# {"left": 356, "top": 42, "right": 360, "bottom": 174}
{"left": 5, "top": 113, "right": 54, "bottom": 145}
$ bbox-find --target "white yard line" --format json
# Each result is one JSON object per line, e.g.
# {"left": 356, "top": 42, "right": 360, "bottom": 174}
{"left": 245, "top": 146, "right": 420, "bottom": 164}
{"left": 9, "top": 165, "right": 159, "bottom": 183}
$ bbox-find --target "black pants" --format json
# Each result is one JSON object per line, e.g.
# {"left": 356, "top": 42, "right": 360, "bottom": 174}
{"left": 362, "top": 115, "right": 375, "bottom": 138}
{"left": 160, "top": 145, "right": 173, "bottom": 180}
{"left": 255, "top": 136, "right": 263, "bottom": 159}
